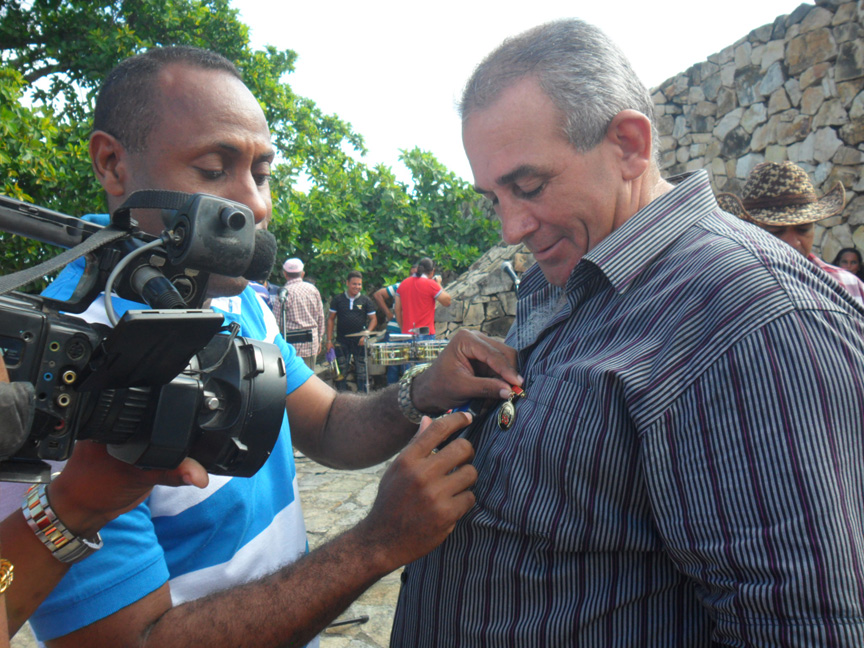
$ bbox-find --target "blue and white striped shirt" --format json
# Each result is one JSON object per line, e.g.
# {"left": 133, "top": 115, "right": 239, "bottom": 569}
{"left": 391, "top": 171, "right": 864, "bottom": 647}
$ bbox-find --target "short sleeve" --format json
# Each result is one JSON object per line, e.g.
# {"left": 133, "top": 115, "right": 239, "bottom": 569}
{"left": 29, "top": 501, "right": 169, "bottom": 641}
{"left": 274, "top": 332, "right": 314, "bottom": 394}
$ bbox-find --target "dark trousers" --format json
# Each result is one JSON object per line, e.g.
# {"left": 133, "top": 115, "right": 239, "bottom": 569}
{"left": 334, "top": 338, "right": 369, "bottom": 393}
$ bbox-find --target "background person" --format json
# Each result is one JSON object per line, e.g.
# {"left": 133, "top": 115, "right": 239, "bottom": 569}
{"left": 373, "top": 265, "right": 417, "bottom": 384}
{"left": 395, "top": 257, "right": 450, "bottom": 336}
{"left": 23, "top": 46, "right": 519, "bottom": 648}
{"left": 717, "top": 161, "right": 864, "bottom": 306}
{"left": 326, "top": 271, "right": 377, "bottom": 392}
{"left": 273, "top": 257, "right": 325, "bottom": 369}
{"left": 833, "top": 247, "right": 864, "bottom": 281}
{"left": 372, "top": 265, "right": 417, "bottom": 329}
{"left": 390, "top": 19, "right": 864, "bottom": 647}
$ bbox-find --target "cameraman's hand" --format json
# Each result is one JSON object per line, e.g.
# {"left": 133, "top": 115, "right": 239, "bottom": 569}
{"left": 412, "top": 329, "right": 521, "bottom": 415}
{"left": 353, "top": 411, "right": 476, "bottom": 570}
{"left": 48, "top": 442, "right": 208, "bottom": 539}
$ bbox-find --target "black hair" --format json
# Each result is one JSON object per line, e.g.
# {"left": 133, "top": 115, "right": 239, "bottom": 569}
{"left": 416, "top": 257, "right": 434, "bottom": 275}
{"left": 93, "top": 46, "right": 242, "bottom": 152}
{"left": 832, "top": 247, "right": 864, "bottom": 279}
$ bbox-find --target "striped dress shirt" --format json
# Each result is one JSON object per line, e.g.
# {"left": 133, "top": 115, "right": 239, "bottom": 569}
{"left": 391, "top": 171, "right": 864, "bottom": 647}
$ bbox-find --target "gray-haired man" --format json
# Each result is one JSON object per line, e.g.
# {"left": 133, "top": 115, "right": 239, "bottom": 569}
{"left": 391, "top": 18, "right": 864, "bottom": 647}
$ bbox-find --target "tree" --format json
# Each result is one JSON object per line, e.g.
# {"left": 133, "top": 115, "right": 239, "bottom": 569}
{"left": 272, "top": 148, "right": 498, "bottom": 299}
{"left": 0, "top": 0, "right": 498, "bottom": 297}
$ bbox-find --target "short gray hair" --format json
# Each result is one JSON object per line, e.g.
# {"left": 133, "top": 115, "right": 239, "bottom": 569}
{"left": 460, "top": 19, "right": 658, "bottom": 157}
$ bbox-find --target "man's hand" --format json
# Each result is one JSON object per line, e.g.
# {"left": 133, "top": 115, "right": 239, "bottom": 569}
{"left": 47, "top": 441, "right": 209, "bottom": 539}
{"left": 412, "top": 329, "right": 521, "bottom": 415}
{"left": 356, "top": 411, "right": 477, "bottom": 570}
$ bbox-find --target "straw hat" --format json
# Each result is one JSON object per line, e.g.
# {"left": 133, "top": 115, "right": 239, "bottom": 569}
{"left": 716, "top": 162, "right": 845, "bottom": 226}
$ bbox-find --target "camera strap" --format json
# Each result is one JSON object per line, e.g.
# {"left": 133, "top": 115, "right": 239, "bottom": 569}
{"left": 0, "top": 190, "right": 194, "bottom": 297}
{"left": 0, "top": 225, "right": 129, "bottom": 296}
{"left": 111, "top": 190, "right": 193, "bottom": 229}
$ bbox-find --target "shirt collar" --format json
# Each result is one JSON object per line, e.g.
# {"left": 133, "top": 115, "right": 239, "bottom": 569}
{"left": 808, "top": 253, "right": 830, "bottom": 270}
{"left": 518, "top": 170, "right": 719, "bottom": 301}
{"left": 581, "top": 170, "right": 718, "bottom": 294}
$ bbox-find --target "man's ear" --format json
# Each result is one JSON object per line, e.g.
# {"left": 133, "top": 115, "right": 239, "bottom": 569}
{"left": 89, "top": 130, "right": 128, "bottom": 198}
{"left": 606, "top": 110, "right": 653, "bottom": 181}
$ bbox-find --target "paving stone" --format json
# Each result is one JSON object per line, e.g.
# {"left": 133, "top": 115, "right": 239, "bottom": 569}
{"left": 296, "top": 453, "right": 400, "bottom": 648}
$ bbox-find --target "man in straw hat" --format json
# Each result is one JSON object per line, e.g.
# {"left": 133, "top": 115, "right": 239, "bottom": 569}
{"left": 718, "top": 161, "right": 864, "bottom": 305}
{"left": 391, "top": 18, "right": 864, "bottom": 647}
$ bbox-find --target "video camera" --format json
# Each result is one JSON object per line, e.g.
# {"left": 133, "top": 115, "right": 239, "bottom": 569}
{"left": 0, "top": 191, "right": 286, "bottom": 482}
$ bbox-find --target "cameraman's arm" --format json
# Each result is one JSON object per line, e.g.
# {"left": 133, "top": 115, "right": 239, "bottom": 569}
{"left": 287, "top": 328, "right": 520, "bottom": 469}
{"left": 45, "top": 412, "right": 476, "bottom": 648}
{"left": 0, "top": 443, "right": 207, "bottom": 636}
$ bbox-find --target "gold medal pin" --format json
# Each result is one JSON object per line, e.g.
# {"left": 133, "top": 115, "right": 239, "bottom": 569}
{"left": 497, "top": 385, "right": 525, "bottom": 431}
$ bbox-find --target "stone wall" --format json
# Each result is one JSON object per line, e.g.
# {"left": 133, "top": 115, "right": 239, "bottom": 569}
{"left": 437, "top": 0, "right": 864, "bottom": 339}
{"left": 436, "top": 243, "right": 533, "bottom": 340}
{"left": 655, "top": 0, "right": 864, "bottom": 260}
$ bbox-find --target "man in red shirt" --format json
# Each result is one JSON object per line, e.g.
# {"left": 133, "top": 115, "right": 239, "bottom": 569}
{"left": 396, "top": 257, "right": 451, "bottom": 335}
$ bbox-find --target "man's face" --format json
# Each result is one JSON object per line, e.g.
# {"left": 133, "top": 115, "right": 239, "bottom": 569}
{"left": 113, "top": 63, "right": 275, "bottom": 295}
{"left": 347, "top": 277, "right": 363, "bottom": 297}
{"left": 761, "top": 222, "right": 815, "bottom": 258}
{"left": 463, "top": 77, "right": 627, "bottom": 287}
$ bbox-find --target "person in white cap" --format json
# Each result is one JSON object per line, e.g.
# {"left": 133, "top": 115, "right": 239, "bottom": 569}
{"left": 273, "top": 257, "right": 326, "bottom": 369}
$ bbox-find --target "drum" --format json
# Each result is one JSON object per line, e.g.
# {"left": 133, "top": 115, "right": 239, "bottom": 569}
{"left": 414, "top": 340, "right": 449, "bottom": 361}
{"left": 370, "top": 342, "right": 411, "bottom": 366}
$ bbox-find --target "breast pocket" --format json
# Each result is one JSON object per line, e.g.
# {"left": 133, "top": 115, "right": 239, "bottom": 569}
{"left": 469, "top": 374, "right": 592, "bottom": 537}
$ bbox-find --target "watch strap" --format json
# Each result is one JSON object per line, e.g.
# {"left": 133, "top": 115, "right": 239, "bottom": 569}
{"left": 398, "top": 362, "right": 432, "bottom": 424}
{"left": 23, "top": 483, "right": 103, "bottom": 564}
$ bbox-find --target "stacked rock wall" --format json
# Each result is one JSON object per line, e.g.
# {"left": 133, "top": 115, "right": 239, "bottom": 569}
{"left": 436, "top": 243, "right": 533, "bottom": 340}
{"left": 655, "top": 0, "right": 864, "bottom": 260}
{"left": 437, "top": 0, "right": 864, "bottom": 339}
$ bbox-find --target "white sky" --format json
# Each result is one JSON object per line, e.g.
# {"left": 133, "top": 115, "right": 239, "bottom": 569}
{"left": 231, "top": 0, "right": 810, "bottom": 183}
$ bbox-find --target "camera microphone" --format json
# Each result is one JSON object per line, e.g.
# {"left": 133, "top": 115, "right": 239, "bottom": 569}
{"left": 243, "top": 229, "right": 278, "bottom": 281}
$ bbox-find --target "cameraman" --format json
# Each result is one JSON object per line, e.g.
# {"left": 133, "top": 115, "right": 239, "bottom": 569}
{"left": 0, "top": 355, "right": 209, "bottom": 642}
{"left": 22, "top": 46, "right": 519, "bottom": 648}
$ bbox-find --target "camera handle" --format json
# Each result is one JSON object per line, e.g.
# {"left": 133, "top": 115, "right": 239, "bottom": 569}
{"left": 0, "top": 189, "right": 204, "bottom": 299}
{"left": 0, "top": 224, "right": 130, "bottom": 297}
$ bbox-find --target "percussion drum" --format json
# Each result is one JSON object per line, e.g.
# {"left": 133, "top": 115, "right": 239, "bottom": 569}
{"left": 370, "top": 342, "right": 411, "bottom": 366}
{"left": 414, "top": 340, "right": 449, "bottom": 362}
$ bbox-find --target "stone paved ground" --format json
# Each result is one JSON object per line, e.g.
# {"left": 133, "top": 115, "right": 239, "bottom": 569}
{"left": 12, "top": 452, "right": 398, "bottom": 648}
{"left": 295, "top": 452, "right": 399, "bottom": 648}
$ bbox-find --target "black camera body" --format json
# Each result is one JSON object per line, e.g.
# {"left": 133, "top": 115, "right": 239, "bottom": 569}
{"left": 0, "top": 192, "right": 284, "bottom": 482}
